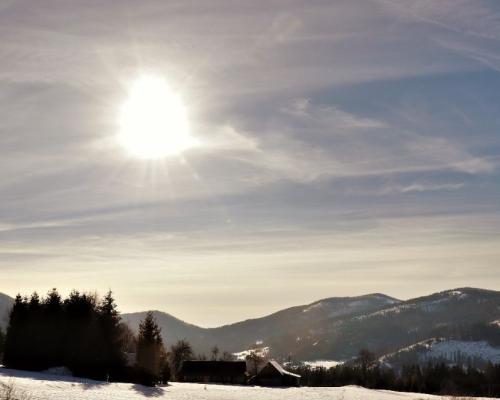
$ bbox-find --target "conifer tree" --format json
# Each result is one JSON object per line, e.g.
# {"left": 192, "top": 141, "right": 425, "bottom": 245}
{"left": 3, "top": 294, "right": 28, "bottom": 368}
{"left": 42, "top": 288, "right": 63, "bottom": 368}
{"left": 136, "top": 311, "right": 164, "bottom": 385}
{"left": 64, "top": 290, "right": 98, "bottom": 376}
{"left": 97, "top": 290, "right": 125, "bottom": 378}
{"left": 27, "top": 292, "right": 42, "bottom": 369}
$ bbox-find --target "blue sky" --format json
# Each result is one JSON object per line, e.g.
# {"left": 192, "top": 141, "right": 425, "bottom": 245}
{"left": 0, "top": 0, "right": 499, "bottom": 326}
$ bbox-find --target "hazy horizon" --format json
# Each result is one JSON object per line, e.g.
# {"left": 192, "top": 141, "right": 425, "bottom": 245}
{"left": 1, "top": 285, "right": 499, "bottom": 328}
{"left": 1, "top": 1, "right": 500, "bottom": 327}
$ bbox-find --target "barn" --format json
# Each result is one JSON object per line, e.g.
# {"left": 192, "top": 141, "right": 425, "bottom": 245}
{"left": 250, "top": 360, "right": 301, "bottom": 386}
{"left": 179, "top": 360, "right": 247, "bottom": 384}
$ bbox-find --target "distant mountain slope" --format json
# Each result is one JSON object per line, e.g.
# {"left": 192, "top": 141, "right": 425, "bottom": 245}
{"left": 281, "top": 288, "right": 500, "bottom": 361}
{"left": 380, "top": 338, "right": 500, "bottom": 369}
{"left": 122, "top": 288, "right": 500, "bottom": 361}
{"left": 121, "top": 311, "right": 206, "bottom": 346}
{"left": 122, "top": 293, "right": 400, "bottom": 354}
{"left": 0, "top": 292, "right": 14, "bottom": 330}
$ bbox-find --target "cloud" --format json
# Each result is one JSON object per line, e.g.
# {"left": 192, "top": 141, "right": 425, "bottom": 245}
{"left": 380, "top": 0, "right": 500, "bottom": 41}
{"left": 382, "top": 182, "right": 465, "bottom": 194}
{"left": 0, "top": 0, "right": 499, "bottom": 324}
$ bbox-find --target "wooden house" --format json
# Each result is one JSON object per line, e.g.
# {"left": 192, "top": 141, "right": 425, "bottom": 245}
{"left": 250, "top": 360, "right": 301, "bottom": 386}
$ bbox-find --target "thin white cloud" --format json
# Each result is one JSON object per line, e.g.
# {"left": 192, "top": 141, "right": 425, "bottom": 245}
{"left": 382, "top": 182, "right": 465, "bottom": 194}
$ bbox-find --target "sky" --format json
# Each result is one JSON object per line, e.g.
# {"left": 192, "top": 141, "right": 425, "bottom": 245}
{"left": 0, "top": 0, "right": 500, "bottom": 327}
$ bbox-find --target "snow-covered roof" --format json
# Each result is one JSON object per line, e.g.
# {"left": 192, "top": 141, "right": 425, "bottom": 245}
{"left": 268, "top": 360, "right": 301, "bottom": 378}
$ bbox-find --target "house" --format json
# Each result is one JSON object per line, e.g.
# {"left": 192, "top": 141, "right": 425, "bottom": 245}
{"left": 179, "top": 360, "right": 247, "bottom": 384}
{"left": 250, "top": 360, "right": 301, "bottom": 386}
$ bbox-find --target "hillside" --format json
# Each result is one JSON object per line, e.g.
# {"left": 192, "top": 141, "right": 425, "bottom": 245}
{"left": 283, "top": 288, "right": 500, "bottom": 361}
{"left": 122, "top": 288, "right": 500, "bottom": 362}
{"left": 0, "top": 367, "right": 461, "bottom": 400}
{"left": 380, "top": 338, "right": 500, "bottom": 369}
{"left": 122, "top": 293, "right": 399, "bottom": 354}
{"left": 2, "top": 288, "right": 499, "bottom": 364}
{"left": 0, "top": 293, "right": 13, "bottom": 330}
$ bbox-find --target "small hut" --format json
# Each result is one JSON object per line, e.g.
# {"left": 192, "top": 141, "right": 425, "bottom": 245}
{"left": 180, "top": 360, "right": 247, "bottom": 384}
{"left": 250, "top": 360, "right": 301, "bottom": 386}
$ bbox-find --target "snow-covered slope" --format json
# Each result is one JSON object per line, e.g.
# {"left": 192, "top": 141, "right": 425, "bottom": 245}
{"left": 380, "top": 338, "right": 500, "bottom": 368}
{"left": 422, "top": 340, "right": 500, "bottom": 364}
{"left": 0, "top": 367, "right": 477, "bottom": 400}
{"left": 233, "top": 347, "right": 270, "bottom": 360}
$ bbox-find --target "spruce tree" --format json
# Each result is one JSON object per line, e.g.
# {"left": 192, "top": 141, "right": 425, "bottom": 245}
{"left": 27, "top": 292, "right": 42, "bottom": 369}
{"left": 42, "top": 288, "right": 63, "bottom": 368}
{"left": 3, "top": 294, "right": 29, "bottom": 368}
{"left": 136, "top": 311, "right": 164, "bottom": 385}
{"left": 97, "top": 290, "right": 125, "bottom": 379}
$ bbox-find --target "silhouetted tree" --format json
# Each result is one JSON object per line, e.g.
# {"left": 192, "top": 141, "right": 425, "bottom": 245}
{"left": 3, "top": 289, "right": 129, "bottom": 382}
{"left": 3, "top": 294, "right": 29, "bottom": 368}
{"left": 136, "top": 311, "right": 164, "bottom": 385}
{"left": 169, "top": 339, "right": 193, "bottom": 381}
{"left": 245, "top": 350, "right": 264, "bottom": 376}
{"left": 356, "top": 348, "right": 376, "bottom": 370}
{"left": 41, "top": 288, "right": 63, "bottom": 368}
{"left": 97, "top": 291, "right": 126, "bottom": 379}
{"left": 0, "top": 327, "right": 5, "bottom": 360}
{"left": 210, "top": 345, "right": 219, "bottom": 361}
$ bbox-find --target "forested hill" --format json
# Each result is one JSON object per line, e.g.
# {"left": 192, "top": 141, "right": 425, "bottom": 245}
{"left": 2, "top": 288, "right": 499, "bottom": 363}
{"left": 0, "top": 292, "right": 13, "bottom": 329}
{"left": 122, "top": 293, "right": 399, "bottom": 354}
{"left": 122, "top": 288, "right": 500, "bottom": 361}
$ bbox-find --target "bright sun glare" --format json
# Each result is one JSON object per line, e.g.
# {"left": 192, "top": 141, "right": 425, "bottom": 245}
{"left": 118, "top": 75, "right": 196, "bottom": 159}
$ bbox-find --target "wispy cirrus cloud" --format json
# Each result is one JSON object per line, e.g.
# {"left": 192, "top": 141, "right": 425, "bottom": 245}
{"left": 0, "top": 0, "right": 499, "bottom": 325}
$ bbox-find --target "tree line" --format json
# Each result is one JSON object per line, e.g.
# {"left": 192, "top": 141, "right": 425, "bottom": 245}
{"left": 1, "top": 289, "right": 196, "bottom": 386}
{"left": 289, "top": 350, "right": 500, "bottom": 397}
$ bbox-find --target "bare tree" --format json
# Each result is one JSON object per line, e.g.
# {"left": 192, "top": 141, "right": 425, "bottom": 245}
{"left": 246, "top": 351, "right": 264, "bottom": 376}
{"left": 169, "top": 339, "right": 193, "bottom": 381}
{"left": 210, "top": 345, "right": 220, "bottom": 361}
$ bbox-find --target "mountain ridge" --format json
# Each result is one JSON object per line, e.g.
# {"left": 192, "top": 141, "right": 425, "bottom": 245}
{"left": 1, "top": 287, "right": 499, "bottom": 363}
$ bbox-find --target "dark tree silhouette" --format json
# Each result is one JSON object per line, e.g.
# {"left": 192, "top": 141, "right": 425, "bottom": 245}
{"left": 169, "top": 339, "right": 193, "bottom": 381}
{"left": 3, "top": 289, "right": 129, "bottom": 382}
{"left": 210, "top": 345, "right": 220, "bottom": 361}
{"left": 0, "top": 327, "right": 5, "bottom": 360}
{"left": 97, "top": 291, "right": 126, "bottom": 380}
{"left": 136, "top": 311, "right": 165, "bottom": 385}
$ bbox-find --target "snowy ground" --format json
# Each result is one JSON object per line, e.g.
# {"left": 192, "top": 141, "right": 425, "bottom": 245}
{"left": 0, "top": 368, "right": 491, "bottom": 400}
{"left": 303, "top": 360, "right": 343, "bottom": 369}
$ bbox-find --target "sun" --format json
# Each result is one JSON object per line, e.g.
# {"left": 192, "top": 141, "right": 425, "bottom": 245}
{"left": 118, "top": 75, "right": 196, "bottom": 159}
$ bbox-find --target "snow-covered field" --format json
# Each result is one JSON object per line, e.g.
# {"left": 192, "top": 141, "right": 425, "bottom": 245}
{"left": 0, "top": 367, "right": 478, "bottom": 400}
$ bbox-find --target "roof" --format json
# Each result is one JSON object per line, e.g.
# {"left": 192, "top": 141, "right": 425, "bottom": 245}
{"left": 180, "top": 361, "right": 247, "bottom": 376}
{"left": 267, "top": 360, "right": 301, "bottom": 378}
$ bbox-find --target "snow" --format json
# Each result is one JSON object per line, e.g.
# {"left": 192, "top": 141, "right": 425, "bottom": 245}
{"left": 359, "top": 290, "right": 471, "bottom": 320}
{"left": 303, "top": 360, "right": 343, "bottom": 369}
{"left": 302, "top": 302, "right": 323, "bottom": 313}
{"left": 422, "top": 340, "right": 500, "bottom": 364}
{"left": 0, "top": 367, "right": 478, "bottom": 400}
{"left": 380, "top": 339, "right": 500, "bottom": 366}
{"left": 233, "top": 347, "right": 269, "bottom": 360}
